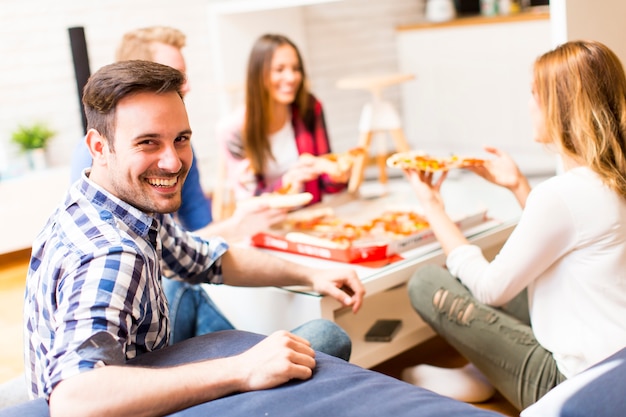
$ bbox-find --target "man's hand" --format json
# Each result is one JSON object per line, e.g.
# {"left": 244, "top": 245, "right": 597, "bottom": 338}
{"left": 232, "top": 331, "right": 316, "bottom": 392}
{"left": 230, "top": 203, "right": 287, "bottom": 234}
{"left": 199, "top": 203, "right": 287, "bottom": 243}
{"left": 49, "top": 331, "right": 317, "bottom": 417}
{"left": 309, "top": 268, "right": 365, "bottom": 313}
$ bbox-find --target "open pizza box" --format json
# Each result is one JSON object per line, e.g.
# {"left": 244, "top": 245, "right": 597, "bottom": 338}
{"left": 250, "top": 204, "right": 489, "bottom": 264}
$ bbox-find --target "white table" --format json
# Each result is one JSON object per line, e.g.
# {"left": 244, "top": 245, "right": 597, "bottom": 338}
{"left": 205, "top": 172, "right": 534, "bottom": 368}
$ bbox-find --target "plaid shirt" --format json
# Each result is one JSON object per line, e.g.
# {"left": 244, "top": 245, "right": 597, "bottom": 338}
{"left": 24, "top": 172, "right": 228, "bottom": 399}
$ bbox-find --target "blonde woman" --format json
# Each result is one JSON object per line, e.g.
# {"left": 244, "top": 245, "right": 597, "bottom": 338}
{"left": 403, "top": 40, "right": 626, "bottom": 411}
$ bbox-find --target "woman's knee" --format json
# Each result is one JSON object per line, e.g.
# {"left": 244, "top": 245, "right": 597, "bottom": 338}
{"left": 408, "top": 264, "right": 449, "bottom": 310}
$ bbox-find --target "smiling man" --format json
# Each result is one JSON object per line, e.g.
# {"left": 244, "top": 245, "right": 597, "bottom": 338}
{"left": 23, "top": 60, "right": 364, "bottom": 417}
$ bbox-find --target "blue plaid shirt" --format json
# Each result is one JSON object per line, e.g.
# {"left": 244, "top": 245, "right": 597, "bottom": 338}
{"left": 24, "top": 172, "right": 228, "bottom": 398}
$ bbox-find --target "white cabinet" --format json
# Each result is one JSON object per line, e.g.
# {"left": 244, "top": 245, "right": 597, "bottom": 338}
{"left": 0, "top": 167, "right": 70, "bottom": 254}
{"left": 396, "top": 13, "right": 556, "bottom": 175}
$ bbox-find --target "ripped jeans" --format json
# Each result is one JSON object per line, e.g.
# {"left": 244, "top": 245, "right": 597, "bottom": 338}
{"left": 407, "top": 264, "right": 566, "bottom": 411}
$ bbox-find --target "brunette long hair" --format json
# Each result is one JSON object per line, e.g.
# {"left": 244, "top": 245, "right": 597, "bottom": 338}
{"left": 243, "top": 33, "right": 310, "bottom": 175}
{"left": 534, "top": 40, "right": 626, "bottom": 197}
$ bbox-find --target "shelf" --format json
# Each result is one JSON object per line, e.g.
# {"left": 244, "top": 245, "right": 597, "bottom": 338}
{"left": 396, "top": 10, "right": 549, "bottom": 32}
{"left": 208, "top": 0, "right": 341, "bottom": 15}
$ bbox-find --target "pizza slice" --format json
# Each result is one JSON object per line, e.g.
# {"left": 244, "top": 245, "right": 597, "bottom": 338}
{"left": 238, "top": 192, "right": 314, "bottom": 210}
{"left": 275, "top": 182, "right": 298, "bottom": 195}
{"left": 386, "top": 151, "right": 453, "bottom": 172}
{"left": 279, "top": 207, "right": 339, "bottom": 232}
{"left": 316, "top": 147, "right": 366, "bottom": 177}
{"left": 278, "top": 207, "right": 431, "bottom": 248}
{"left": 450, "top": 156, "right": 486, "bottom": 168}
{"left": 387, "top": 151, "right": 486, "bottom": 172}
{"left": 285, "top": 232, "right": 352, "bottom": 250}
{"left": 369, "top": 210, "right": 430, "bottom": 237}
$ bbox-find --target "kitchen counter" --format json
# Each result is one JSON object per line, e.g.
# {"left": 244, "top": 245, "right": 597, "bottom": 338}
{"left": 397, "top": 9, "right": 549, "bottom": 32}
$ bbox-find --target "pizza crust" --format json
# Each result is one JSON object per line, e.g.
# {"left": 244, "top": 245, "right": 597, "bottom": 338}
{"left": 316, "top": 147, "right": 365, "bottom": 177}
{"left": 285, "top": 232, "right": 350, "bottom": 249}
{"left": 387, "top": 151, "right": 484, "bottom": 171}
{"left": 238, "top": 192, "right": 314, "bottom": 210}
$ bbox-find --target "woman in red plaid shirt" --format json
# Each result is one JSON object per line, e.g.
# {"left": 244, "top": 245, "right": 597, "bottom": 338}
{"left": 218, "top": 33, "right": 348, "bottom": 205}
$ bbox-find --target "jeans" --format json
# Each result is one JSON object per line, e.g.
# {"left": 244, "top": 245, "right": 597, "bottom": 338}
{"left": 407, "top": 264, "right": 566, "bottom": 411}
{"left": 161, "top": 279, "right": 352, "bottom": 361}
{"left": 162, "top": 278, "right": 235, "bottom": 344}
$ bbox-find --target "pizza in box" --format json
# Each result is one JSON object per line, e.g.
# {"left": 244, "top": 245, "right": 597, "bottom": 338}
{"left": 251, "top": 207, "right": 435, "bottom": 263}
{"left": 251, "top": 206, "right": 488, "bottom": 263}
{"left": 279, "top": 207, "right": 430, "bottom": 249}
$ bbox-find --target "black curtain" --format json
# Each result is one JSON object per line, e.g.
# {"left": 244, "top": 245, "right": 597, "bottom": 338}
{"left": 68, "top": 26, "right": 91, "bottom": 134}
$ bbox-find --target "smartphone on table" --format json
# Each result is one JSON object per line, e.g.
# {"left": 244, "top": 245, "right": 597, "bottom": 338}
{"left": 364, "top": 319, "right": 402, "bottom": 342}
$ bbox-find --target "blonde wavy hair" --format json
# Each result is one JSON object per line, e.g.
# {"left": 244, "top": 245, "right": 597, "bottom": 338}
{"left": 533, "top": 40, "right": 626, "bottom": 198}
{"left": 115, "top": 26, "right": 186, "bottom": 62}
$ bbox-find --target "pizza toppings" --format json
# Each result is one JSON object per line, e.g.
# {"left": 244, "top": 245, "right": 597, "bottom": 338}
{"left": 452, "top": 156, "right": 486, "bottom": 168}
{"left": 386, "top": 151, "right": 485, "bottom": 171}
{"left": 277, "top": 207, "right": 430, "bottom": 248}
{"left": 238, "top": 192, "right": 314, "bottom": 210}
{"left": 316, "top": 147, "right": 366, "bottom": 177}
{"left": 278, "top": 148, "right": 365, "bottom": 193}
{"left": 275, "top": 182, "right": 297, "bottom": 195}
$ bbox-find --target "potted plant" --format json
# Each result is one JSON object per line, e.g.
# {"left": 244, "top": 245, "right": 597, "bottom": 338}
{"left": 11, "top": 122, "right": 56, "bottom": 170}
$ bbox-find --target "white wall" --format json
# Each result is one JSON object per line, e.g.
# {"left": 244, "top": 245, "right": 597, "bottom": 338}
{"left": 0, "top": 0, "right": 424, "bottom": 190}
{"left": 551, "top": 0, "right": 626, "bottom": 63}
{"left": 397, "top": 17, "right": 555, "bottom": 175}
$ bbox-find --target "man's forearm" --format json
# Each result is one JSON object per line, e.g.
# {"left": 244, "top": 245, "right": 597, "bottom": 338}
{"left": 49, "top": 360, "right": 240, "bottom": 417}
{"left": 220, "top": 246, "right": 312, "bottom": 288}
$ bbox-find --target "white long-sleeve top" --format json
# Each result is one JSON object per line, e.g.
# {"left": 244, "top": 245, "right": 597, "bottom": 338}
{"left": 446, "top": 167, "right": 626, "bottom": 378}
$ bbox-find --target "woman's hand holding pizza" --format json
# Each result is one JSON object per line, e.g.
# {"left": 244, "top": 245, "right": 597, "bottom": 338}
{"left": 404, "top": 169, "right": 448, "bottom": 216}
{"left": 465, "top": 146, "right": 531, "bottom": 207}
{"left": 281, "top": 154, "right": 322, "bottom": 192}
{"left": 282, "top": 150, "right": 362, "bottom": 189}
{"left": 464, "top": 146, "right": 521, "bottom": 188}
{"left": 400, "top": 158, "right": 472, "bottom": 255}
{"left": 319, "top": 159, "right": 351, "bottom": 184}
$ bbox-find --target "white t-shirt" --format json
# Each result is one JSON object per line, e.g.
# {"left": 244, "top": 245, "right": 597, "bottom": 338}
{"left": 265, "top": 118, "right": 299, "bottom": 189}
{"left": 447, "top": 167, "right": 626, "bottom": 378}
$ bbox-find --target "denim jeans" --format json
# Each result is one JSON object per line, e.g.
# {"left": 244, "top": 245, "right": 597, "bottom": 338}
{"left": 407, "top": 264, "right": 566, "bottom": 411}
{"left": 161, "top": 279, "right": 352, "bottom": 361}
{"left": 162, "top": 278, "right": 235, "bottom": 344}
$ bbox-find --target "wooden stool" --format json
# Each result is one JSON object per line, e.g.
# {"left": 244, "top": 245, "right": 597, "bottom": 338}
{"left": 336, "top": 73, "right": 414, "bottom": 193}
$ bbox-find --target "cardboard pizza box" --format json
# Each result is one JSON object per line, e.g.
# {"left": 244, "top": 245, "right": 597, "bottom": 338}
{"left": 250, "top": 209, "right": 488, "bottom": 264}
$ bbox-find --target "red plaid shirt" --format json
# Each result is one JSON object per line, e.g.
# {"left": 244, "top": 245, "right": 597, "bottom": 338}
{"left": 219, "top": 94, "right": 345, "bottom": 204}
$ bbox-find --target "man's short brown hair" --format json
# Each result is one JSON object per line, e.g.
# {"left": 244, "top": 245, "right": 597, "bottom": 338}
{"left": 82, "top": 60, "right": 185, "bottom": 149}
